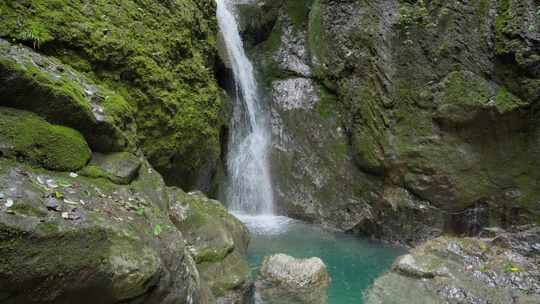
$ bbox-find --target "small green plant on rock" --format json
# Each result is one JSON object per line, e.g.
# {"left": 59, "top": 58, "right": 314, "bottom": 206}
{"left": 18, "top": 22, "right": 52, "bottom": 49}
{"left": 398, "top": 0, "right": 430, "bottom": 29}
{"left": 504, "top": 263, "right": 520, "bottom": 273}
{"left": 153, "top": 224, "right": 162, "bottom": 237}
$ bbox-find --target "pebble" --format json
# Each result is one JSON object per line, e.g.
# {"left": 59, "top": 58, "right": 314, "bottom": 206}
{"left": 46, "top": 179, "right": 58, "bottom": 188}
{"left": 5, "top": 199, "right": 14, "bottom": 208}
{"left": 45, "top": 195, "right": 61, "bottom": 211}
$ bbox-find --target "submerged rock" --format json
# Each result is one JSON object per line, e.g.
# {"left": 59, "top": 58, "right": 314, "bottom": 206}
{"left": 364, "top": 226, "right": 540, "bottom": 304}
{"left": 255, "top": 254, "right": 330, "bottom": 304}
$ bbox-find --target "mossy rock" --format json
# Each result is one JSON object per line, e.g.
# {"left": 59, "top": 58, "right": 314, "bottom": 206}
{"left": 0, "top": 39, "right": 135, "bottom": 153}
{"left": 0, "top": 0, "right": 222, "bottom": 189}
{"left": 169, "top": 189, "right": 249, "bottom": 263}
{"left": 80, "top": 152, "right": 141, "bottom": 185}
{"left": 0, "top": 107, "right": 91, "bottom": 171}
{"left": 168, "top": 189, "right": 251, "bottom": 302}
{"left": 197, "top": 251, "right": 251, "bottom": 300}
{"left": 434, "top": 70, "right": 528, "bottom": 124}
{"left": 0, "top": 158, "right": 205, "bottom": 303}
{"left": 365, "top": 232, "right": 540, "bottom": 304}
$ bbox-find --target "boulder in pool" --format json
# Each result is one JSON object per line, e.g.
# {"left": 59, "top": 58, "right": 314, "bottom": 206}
{"left": 255, "top": 253, "right": 330, "bottom": 304}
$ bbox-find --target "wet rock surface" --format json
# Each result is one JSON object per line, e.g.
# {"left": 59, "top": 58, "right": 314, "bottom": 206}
{"left": 255, "top": 253, "right": 330, "bottom": 304}
{"left": 364, "top": 226, "right": 540, "bottom": 304}
{"left": 241, "top": 0, "right": 540, "bottom": 245}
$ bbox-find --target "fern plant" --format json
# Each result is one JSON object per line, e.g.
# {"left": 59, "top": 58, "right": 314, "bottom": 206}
{"left": 19, "top": 23, "right": 52, "bottom": 49}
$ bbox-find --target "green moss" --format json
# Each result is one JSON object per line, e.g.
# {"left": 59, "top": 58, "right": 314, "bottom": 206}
{"left": 9, "top": 203, "right": 48, "bottom": 217}
{"left": 436, "top": 71, "right": 527, "bottom": 120}
{"left": 0, "top": 40, "right": 136, "bottom": 152}
{"left": 441, "top": 71, "right": 491, "bottom": 106}
{"left": 286, "top": 0, "right": 314, "bottom": 31}
{"left": 180, "top": 194, "right": 230, "bottom": 229}
{"left": 308, "top": 0, "right": 326, "bottom": 75}
{"left": 35, "top": 222, "right": 60, "bottom": 235}
{"left": 397, "top": 0, "right": 430, "bottom": 29}
{"left": 16, "top": 21, "right": 53, "bottom": 49}
{"left": 0, "top": 222, "right": 109, "bottom": 280}
{"left": 476, "top": 0, "right": 490, "bottom": 27}
{"left": 494, "top": 0, "right": 525, "bottom": 55}
{"left": 195, "top": 247, "right": 233, "bottom": 264}
{"left": 0, "top": 0, "right": 221, "bottom": 189}
{"left": 197, "top": 251, "right": 251, "bottom": 297}
{"left": 79, "top": 165, "right": 109, "bottom": 179}
{"left": 316, "top": 86, "right": 338, "bottom": 119}
{"left": 0, "top": 107, "right": 91, "bottom": 171}
{"left": 494, "top": 87, "right": 528, "bottom": 113}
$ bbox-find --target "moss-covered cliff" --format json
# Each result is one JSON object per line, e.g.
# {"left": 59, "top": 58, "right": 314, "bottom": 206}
{"left": 0, "top": 0, "right": 223, "bottom": 190}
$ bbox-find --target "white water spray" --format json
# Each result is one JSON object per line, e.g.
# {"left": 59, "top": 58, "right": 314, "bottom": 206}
{"left": 216, "top": 0, "right": 274, "bottom": 215}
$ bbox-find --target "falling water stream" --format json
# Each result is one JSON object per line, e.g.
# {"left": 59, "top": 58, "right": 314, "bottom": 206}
{"left": 216, "top": 0, "right": 274, "bottom": 215}
{"left": 216, "top": 1, "right": 405, "bottom": 302}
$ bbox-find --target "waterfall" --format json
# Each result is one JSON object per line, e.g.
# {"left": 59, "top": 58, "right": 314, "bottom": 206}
{"left": 216, "top": 0, "right": 274, "bottom": 215}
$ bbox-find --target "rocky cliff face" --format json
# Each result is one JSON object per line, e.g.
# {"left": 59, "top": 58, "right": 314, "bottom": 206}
{"left": 0, "top": 1, "right": 252, "bottom": 303}
{"left": 237, "top": 0, "right": 540, "bottom": 244}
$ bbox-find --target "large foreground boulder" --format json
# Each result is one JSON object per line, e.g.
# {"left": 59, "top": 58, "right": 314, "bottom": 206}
{"left": 0, "top": 157, "right": 204, "bottom": 303}
{"left": 0, "top": 154, "right": 252, "bottom": 303}
{"left": 255, "top": 254, "right": 330, "bottom": 304}
{"left": 364, "top": 226, "right": 540, "bottom": 304}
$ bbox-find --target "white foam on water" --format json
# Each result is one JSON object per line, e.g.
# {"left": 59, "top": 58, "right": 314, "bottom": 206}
{"left": 231, "top": 213, "right": 297, "bottom": 235}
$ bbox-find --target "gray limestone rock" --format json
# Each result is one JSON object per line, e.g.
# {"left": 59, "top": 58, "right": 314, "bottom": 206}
{"left": 255, "top": 254, "right": 330, "bottom": 304}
